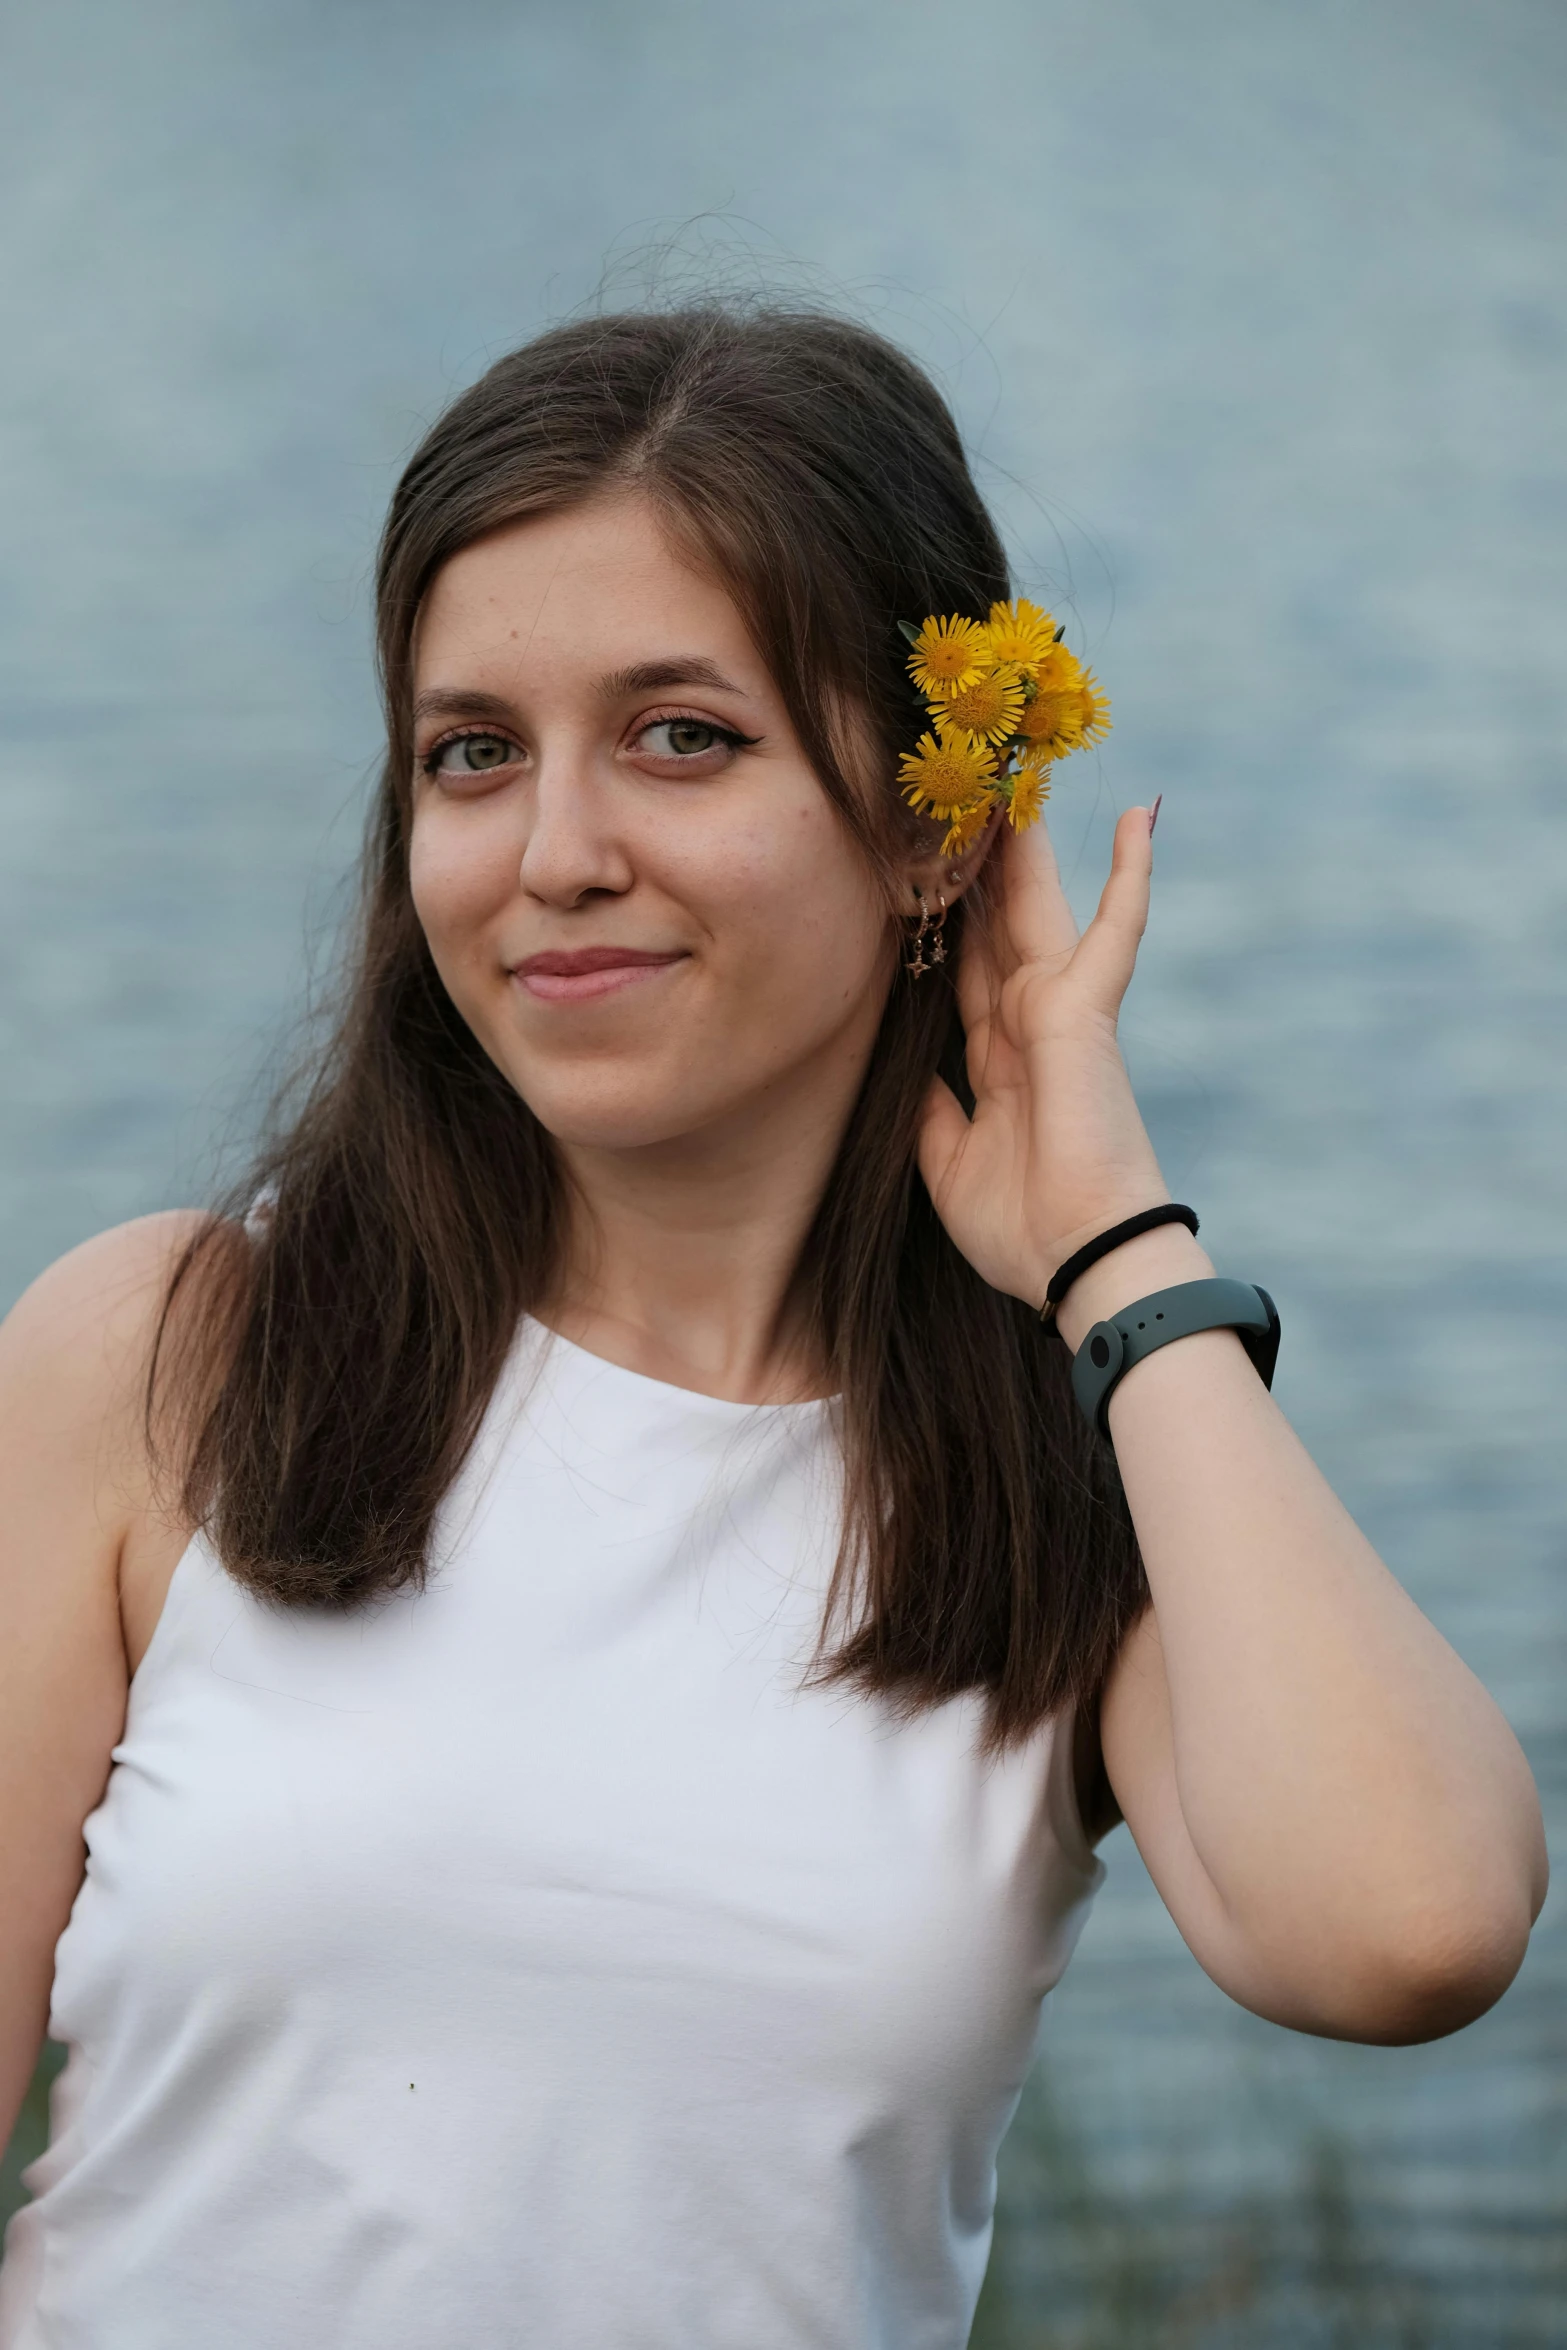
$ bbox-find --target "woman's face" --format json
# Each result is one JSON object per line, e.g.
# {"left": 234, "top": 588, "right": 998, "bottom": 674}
{"left": 409, "top": 494, "right": 899, "bottom": 1156}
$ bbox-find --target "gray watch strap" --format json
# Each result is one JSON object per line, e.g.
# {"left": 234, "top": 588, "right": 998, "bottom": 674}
{"left": 1071, "top": 1277, "right": 1281, "bottom": 1440}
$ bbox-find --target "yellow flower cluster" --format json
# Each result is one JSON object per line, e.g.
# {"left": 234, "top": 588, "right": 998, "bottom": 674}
{"left": 897, "top": 601, "right": 1110, "bottom": 855}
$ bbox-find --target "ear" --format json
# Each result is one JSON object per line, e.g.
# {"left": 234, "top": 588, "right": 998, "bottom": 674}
{"left": 898, "top": 803, "right": 1006, "bottom": 920}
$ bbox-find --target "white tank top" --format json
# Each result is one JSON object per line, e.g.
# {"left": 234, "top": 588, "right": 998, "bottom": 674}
{"left": 1, "top": 1322, "right": 1102, "bottom": 2350}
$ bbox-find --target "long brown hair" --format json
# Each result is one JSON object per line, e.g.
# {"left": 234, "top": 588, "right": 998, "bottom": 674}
{"left": 156, "top": 304, "right": 1144, "bottom": 1746}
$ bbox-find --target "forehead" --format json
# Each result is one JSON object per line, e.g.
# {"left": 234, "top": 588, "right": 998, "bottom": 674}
{"left": 413, "top": 494, "right": 757, "bottom": 685}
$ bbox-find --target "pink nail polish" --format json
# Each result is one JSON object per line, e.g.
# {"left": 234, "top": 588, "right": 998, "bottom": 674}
{"left": 1148, "top": 794, "right": 1163, "bottom": 838}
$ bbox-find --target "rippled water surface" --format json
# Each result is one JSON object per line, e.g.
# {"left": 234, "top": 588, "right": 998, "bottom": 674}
{"left": 2, "top": 2, "right": 1564, "bottom": 2338}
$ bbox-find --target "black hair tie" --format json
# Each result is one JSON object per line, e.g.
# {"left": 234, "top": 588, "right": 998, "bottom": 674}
{"left": 1040, "top": 1204, "right": 1200, "bottom": 1321}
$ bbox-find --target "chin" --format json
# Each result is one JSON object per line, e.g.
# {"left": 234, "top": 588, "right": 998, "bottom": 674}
{"left": 505, "top": 1059, "right": 732, "bottom": 1155}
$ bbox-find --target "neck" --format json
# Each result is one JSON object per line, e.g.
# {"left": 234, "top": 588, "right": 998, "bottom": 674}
{"left": 542, "top": 1054, "right": 868, "bottom": 1406}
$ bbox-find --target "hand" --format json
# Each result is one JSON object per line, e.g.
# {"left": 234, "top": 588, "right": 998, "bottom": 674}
{"left": 917, "top": 804, "right": 1172, "bottom": 1314}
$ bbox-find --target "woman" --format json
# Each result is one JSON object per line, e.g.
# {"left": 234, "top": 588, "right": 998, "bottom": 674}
{"left": 0, "top": 307, "right": 1545, "bottom": 2348}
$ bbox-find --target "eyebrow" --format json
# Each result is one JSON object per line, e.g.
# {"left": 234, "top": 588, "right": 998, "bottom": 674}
{"left": 411, "top": 688, "right": 519, "bottom": 726}
{"left": 595, "top": 658, "right": 746, "bottom": 703}
{"left": 411, "top": 660, "right": 747, "bottom": 730}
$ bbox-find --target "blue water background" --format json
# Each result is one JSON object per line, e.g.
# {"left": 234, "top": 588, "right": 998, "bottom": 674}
{"left": 2, "top": 1, "right": 1564, "bottom": 2336}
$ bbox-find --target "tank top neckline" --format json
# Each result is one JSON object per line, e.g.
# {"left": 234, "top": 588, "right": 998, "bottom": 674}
{"left": 518, "top": 1314, "right": 839, "bottom": 1421}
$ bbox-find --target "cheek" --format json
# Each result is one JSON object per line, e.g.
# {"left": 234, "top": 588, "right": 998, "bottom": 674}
{"left": 408, "top": 810, "right": 512, "bottom": 958}
{"left": 695, "top": 800, "right": 889, "bottom": 1012}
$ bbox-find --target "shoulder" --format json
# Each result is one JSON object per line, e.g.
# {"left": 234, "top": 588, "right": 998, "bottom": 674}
{"left": 0, "top": 1212, "right": 217, "bottom": 1494}
{"left": 2, "top": 1209, "right": 215, "bottom": 1369}
{"left": 0, "top": 1217, "right": 220, "bottom": 2093}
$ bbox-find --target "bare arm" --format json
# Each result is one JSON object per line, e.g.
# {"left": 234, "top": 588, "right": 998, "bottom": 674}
{"left": 920, "top": 807, "right": 1546, "bottom": 2043}
{"left": 0, "top": 1215, "right": 201, "bottom": 2146}
{"left": 1065, "top": 1222, "right": 1547, "bottom": 2042}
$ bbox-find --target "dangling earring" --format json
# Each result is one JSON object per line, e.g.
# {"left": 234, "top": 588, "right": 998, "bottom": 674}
{"left": 929, "top": 892, "right": 949, "bottom": 967}
{"left": 906, "top": 888, "right": 934, "bottom": 978}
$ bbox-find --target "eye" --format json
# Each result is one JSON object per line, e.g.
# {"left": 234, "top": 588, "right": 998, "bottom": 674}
{"left": 633, "top": 715, "right": 757, "bottom": 767}
{"left": 645, "top": 719, "right": 724, "bottom": 757}
{"left": 425, "top": 730, "right": 522, "bottom": 777}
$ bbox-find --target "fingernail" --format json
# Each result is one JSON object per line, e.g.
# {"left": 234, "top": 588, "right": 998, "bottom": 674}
{"left": 1148, "top": 794, "right": 1163, "bottom": 838}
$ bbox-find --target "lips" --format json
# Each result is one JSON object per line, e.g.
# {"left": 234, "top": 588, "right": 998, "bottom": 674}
{"left": 511, "top": 946, "right": 687, "bottom": 1004}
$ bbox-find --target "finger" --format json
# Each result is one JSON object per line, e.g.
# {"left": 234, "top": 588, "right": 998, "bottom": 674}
{"left": 953, "top": 894, "right": 1004, "bottom": 1035}
{"left": 1000, "top": 810, "right": 1081, "bottom": 968}
{"left": 915, "top": 1073, "right": 973, "bottom": 1208}
{"left": 1068, "top": 804, "right": 1155, "bottom": 1010}
{"left": 951, "top": 922, "right": 1010, "bottom": 1100}
{"left": 951, "top": 918, "right": 1036, "bottom": 1105}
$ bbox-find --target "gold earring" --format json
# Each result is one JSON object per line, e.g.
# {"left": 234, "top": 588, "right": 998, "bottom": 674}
{"left": 906, "top": 888, "right": 933, "bottom": 978}
{"left": 930, "top": 891, "right": 949, "bottom": 966}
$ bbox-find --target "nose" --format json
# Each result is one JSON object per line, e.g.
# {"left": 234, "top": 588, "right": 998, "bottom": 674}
{"left": 517, "top": 745, "right": 635, "bottom": 909}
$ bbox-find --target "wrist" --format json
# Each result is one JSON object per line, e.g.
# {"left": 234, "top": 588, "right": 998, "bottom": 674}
{"left": 1053, "top": 1226, "right": 1216, "bottom": 1353}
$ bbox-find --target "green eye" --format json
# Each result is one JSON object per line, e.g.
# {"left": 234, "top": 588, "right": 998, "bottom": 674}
{"left": 636, "top": 714, "right": 760, "bottom": 771}
{"left": 438, "top": 732, "right": 516, "bottom": 772}
{"left": 662, "top": 720, "right": 719, "bottom": 756}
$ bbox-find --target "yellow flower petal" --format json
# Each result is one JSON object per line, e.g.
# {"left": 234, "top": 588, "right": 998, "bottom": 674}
{"left": 907, "top": 614, "right": 994, "bottom": 700}
{"left": 931, "top": 664, "right": 1026, "bottom": 747}
{"left": 941, "top": 798, "right": 999, "bottom": 856}
{"left": 1017, "top": 645, "right": 1111, "bottom": 758}
{"left": 897, "top": 728, "right": 998, "bottom": 821}
{"left": 1005, "top": 763, "right": 1050, "bottom": 828}
{"left": 1017, "top": 641, "right": 1079, "bottom": 700}
{"left": 1074, "top": 668, "right": 1112, "bottom": 747}
{"left": 986, "top": 598, "right": 1057, "bottom": 667}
